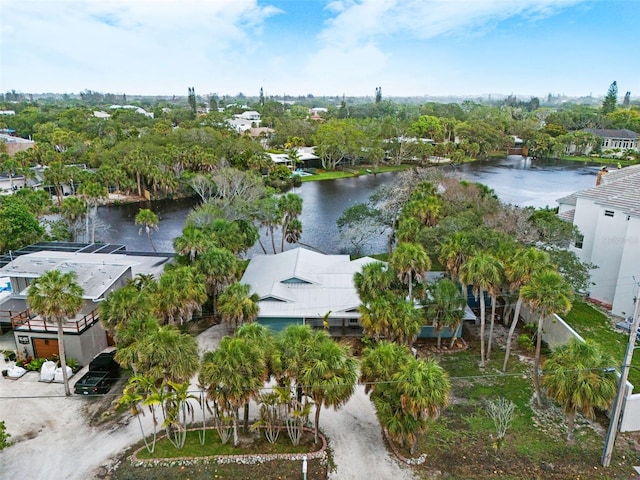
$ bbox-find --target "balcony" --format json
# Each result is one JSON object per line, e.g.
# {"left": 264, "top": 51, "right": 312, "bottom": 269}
{"left": 10, "top": 309, "right": 100, "bottom": 334}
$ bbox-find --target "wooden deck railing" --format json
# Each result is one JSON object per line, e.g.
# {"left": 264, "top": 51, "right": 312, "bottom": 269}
{"left": 10, "top": 309, "right": 100, "bottom": 333}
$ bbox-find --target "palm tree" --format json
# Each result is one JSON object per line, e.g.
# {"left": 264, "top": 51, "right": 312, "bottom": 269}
{"left": 98, "top": 283, "right": 154, "bottom": 340}
{"left": 521, "top": 270, "right": 573, "bottom": 407}
{"left": 358, "top": 293, "right": 395, "bottom": 341}
{"left": 278, "top": 193, "right": 303, "bottom": 252}
{"left": 388, "top": 298, "right": 421, "bottom": 347}
{"left": 217, "top": 282, "right": 260, "bottom": 330}
{"left": 361, "top": 341, "right": 450, "bottom": 454}
{"left": 154, "top": 265, "right": 206, "bottom": 325}
{"left": 78, "top": 180, "right": 107, "bottom": 243}
{"left": 235, "top": 323, "right": 280, "bottom": 433}
{"left": 300, "top": 332, "right": 358, "bottom": 444}
{"left": 194, "top": 247, "right": 239, "bottom": 311}
{"left": 354, "top": 261, "right": 391, "bottom": 305}
{"left": 118, "top": 325, "right": 200, "bottom": 384}
{"left": 200, "top": 336, "right": 269, "bottom": 446}
{"left": 278, "top": 325, "right": 314, "bottom": 405}
{"left": 390, "top": 356, "right": 450, "bottom": 453}
{"left": 438, "top": 232, "right": 475, "bottom": 295}
{"left": 360, "top": 340, "right": 409, "bottom": 394}
{"left": 461, "top": 252, "right": 503, "bottom": 368}
{"left": 27, "top": 270, "right": 83, "bottom": 396}
{"left": 542, "top": 339, "right": 617, "bottom": 441}
{"left": 135, "top": 208, "right": 159, "bottom": 252}
{"left": 502, "top": 248, "right": 551, "bottom": 372}
{"left": 389, "top": 242, "right": 431, "bottom": 300}
{"left": 173, "top": 225, "right": 209, "bottom": 263}
{"left": 425, "top": 278, "right": 467, "bottom": 349}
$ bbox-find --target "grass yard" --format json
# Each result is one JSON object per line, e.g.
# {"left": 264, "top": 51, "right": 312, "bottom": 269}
{"left": 407, "top": 333, "right": 640, "bottom": 479}
{"left": 299, "top": 164, "right": 413, "bottom": 182}
{"left": 564, "top": 300, "right": 640, "bottom": 392}
{"left": 110, "top": 429, "right": 327, "bottom": 480}
{"left": 135, "top": 428, "right": 320, "bottom": 460}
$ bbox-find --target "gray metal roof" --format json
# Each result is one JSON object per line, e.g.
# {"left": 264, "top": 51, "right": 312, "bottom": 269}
{"left": 0, "top": 251, "right": 170, "bottom": 300}
{"left": 241, "top": 248, "right": 379, "bottom": 319}
{"left": 573, "top": 164, "right": 640, "bottom": 216}
{"left": 581, "top": 128, "right": 639, "bottom": 139}
{"left": 558, "top": 209, "right": 576, "bottom": 223}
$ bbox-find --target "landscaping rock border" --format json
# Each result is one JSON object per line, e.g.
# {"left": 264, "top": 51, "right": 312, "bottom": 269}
{"left": 129, "top": 426, "right": 328, "bottom": 468}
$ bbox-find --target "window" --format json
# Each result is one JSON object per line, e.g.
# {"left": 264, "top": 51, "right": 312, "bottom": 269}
{"left": 604, "top": 210, "right": 615, "bottom": 217}
{"left": 574, "top": 234, "right": 584, "bottom": 249}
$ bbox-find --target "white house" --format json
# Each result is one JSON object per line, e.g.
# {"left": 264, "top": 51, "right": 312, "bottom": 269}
{"left": 227, "top": 111, "right": 262, "bottom": 133}
{"left": 240, "top": 247, "right": 474, "bottom": 337}
{"left": 240, "top": 248, "right": 378, "bottom": 333}
{"left": 557, "top": 165, "right": 640, "bottom": 318}
{"left": 581, "top": 128, "right": 639, "bottom": 153}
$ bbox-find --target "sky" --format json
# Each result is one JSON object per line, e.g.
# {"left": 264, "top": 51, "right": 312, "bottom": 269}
{"left": 1, "top": 0, "right": 638, "bottom": 99}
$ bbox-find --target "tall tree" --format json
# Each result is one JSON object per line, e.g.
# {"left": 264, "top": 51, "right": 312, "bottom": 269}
{"left": 27, "top": 270, "right": 84, "bottom": 396}
{"left": 300, "top": 331, "right": 358, "bottom": 444}
{"left": 217, "top": 282, "right": 260, "bottom": 330}
{"left": 354, "top": 261, "right": 392, "bottom": 305}
{"left": 200, "top": 335, "right": 269, "bottom": 446}
{"left": 78, "top": 180, "right": 107, "bottom": 243}
{"left": 461, "top": 252, "right": 503, "bottom": 368}
{"left": 602, "top": 81, "right": 618, "bottom": 115}
{"left": 135, "top": 208, "right": 159, "bottom": 252}
{"left": 425, "top": 278, "right": 467, "bottom": 349}
{"left": 389, "top": 242, "right": 431, "bottom": 300}
{"left": 154, "top": 265, "right": 206, "bottom": 325}
{"left": 542, "top": 339, "right": 617, "bottom": 441}
{"left": 502, "top": 247, "right": 550, "bottom": 372}
{"left": 361, "top": 341, "right": 450, "bottom": 454}
{"left": 521, "top": 270, "right": 573, "bottom": 407}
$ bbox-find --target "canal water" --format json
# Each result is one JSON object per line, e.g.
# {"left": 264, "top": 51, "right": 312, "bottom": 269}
{"left": 99, "top": 157, "right": 604, "bottom": 255}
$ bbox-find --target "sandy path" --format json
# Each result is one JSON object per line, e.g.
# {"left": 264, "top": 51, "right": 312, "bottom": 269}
{"left": 322, "top": 384, "right": 416, "bottom": 480}
{"left": 0, "top": 323, "right": 412, "bottom": 480}
{"left": 0, "top": 324, "right": 230, "bottom": 480}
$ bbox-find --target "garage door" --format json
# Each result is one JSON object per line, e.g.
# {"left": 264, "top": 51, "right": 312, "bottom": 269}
{"left": 33, "top": 338, "right": 59, "bottom": 359}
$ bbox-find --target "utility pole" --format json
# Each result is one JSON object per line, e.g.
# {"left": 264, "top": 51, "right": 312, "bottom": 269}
{"left": 602, "top": 282, "right": 640, "bottom": 466}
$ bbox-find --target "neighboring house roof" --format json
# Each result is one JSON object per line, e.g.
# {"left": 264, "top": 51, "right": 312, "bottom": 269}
{"left": 557, "top": 193, "right": 577, "bottom": 206}
{"left": 581, "top": 128, "right": 639, "bottom": 139}
{"left": 0, "top": 251, "right": 170, "bottom": 300}
{"left": 571, "top": 164, "right": 640, "bottom": 216}
{"left": 268, "top": 148, "right": 319, "bottom": 166}
{"left": 241, "top": 248, "right": 379, "bottom": 319}
{"left": 558, "top": 209, "right": 576, "bottom": 223}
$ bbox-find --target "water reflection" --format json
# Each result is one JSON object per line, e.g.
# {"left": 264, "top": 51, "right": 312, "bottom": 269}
{"left": 99, "top": 158, "right": 602, "bottom": 255}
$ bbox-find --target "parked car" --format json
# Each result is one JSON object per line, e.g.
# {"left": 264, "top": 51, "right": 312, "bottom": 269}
{"left": 74, "top": 351, "right": 120, "bottom": 395}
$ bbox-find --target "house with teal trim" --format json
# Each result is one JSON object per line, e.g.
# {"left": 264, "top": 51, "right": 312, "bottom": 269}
{"left": 240, "top": 248, "right": 474, "bottom": 339}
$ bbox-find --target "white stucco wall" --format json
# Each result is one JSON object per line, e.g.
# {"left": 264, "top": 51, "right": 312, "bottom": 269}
{"left": 612, "top": 217, "right": 640, "bottom": 318}
{"left": 588, "top": 207, "right": 629, "bottom": 306}
{"left": 572, "top": 197, "right": 599, "bottom": 262}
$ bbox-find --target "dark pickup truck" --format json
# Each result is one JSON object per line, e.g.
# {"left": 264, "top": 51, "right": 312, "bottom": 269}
{"left": 74, "top": 351, "right": 121, "bottom": 395}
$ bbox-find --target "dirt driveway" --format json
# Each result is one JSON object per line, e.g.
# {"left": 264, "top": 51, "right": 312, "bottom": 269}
{"left": 0, "top": 324, "right": 413, "bottom": 479}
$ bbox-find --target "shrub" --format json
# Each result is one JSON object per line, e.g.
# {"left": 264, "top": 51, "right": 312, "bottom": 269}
{"left": 0, "top": 421, "right": 10, "bottom": 450}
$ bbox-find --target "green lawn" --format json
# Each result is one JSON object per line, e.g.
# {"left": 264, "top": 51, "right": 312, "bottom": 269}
{"left": 135, "top": 428, "right": 318, "bottom": 460}
{"left": 299, "top": 164, "right": 412, "bottom": 182}
{"left": 408, "top": 339, "right": 639, "bottom": 479}
{"left": 564, "top": 300, "right": 640, "bottom": 391}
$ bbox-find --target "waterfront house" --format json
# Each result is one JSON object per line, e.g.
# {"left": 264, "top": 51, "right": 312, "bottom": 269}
{"left": 240, "top": 247, "right": 474, "bottom": 337}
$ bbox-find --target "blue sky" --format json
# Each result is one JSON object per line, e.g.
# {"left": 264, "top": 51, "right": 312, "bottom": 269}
{"left": 1, "top": 0, "right": 638, "bottom": 99}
